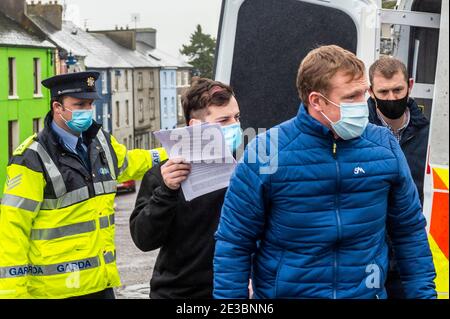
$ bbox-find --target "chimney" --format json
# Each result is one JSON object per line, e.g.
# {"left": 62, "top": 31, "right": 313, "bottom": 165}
{"left": 90, "top": 28, "right": 137, "bottom": 50}
{"left": 0, "top": 0, "right": 27, "bottom": 25}
{"left": 136, "top": 28, "right": 157, "bottom": 49}
{"left": 26, "top": 0, "right": 63, "bottom": 30}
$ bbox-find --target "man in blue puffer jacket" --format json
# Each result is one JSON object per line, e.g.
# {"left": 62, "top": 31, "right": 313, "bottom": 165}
{"left": 213, "top": 45, "right": 436, "bottom": 299}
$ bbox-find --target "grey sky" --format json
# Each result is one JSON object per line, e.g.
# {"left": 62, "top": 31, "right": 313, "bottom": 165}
{"left": 63, "top": 0, "right": 223, "bottom": 59}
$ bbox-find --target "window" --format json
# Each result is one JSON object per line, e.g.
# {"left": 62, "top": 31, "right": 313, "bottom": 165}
{"left": 125, "top": 70, "right": 129, "bottom": 90}
{"left": 164, "top": 97, "right": 168, "bottom": 118}
{"left": 129, "top": 135, "right": 132, "bottom": 149}
{"left": 150, "top": 97, "right": 156, "bottom": 119}
{"left": 138, "top": 72, "right": 143, "bottom": 90}
{"left": 124, "top": 138, "right": 127, "bottom": 147}
{"left": 125, "top": 100, "right": 129, "bottom": 125}
{"left": 149, "top": 71, "right": 154, "bottom": 88}
{"left": 33, "top": 58, "right": 41, "bottom": 95}
{"left": 115, "top": 71, "right": 119, "bottom": 91}
{"left": 8, "top": 121, "right": 19, "bottom": 159}
{"left": 164, "top": 72, "right": 167, "bottom": 88}
{"left": 8, "top": 58, "right": 17, "bottom": 97}
{"left": 171, "top": 97, "right": 176, "bottom": 116}
{"left": 103, "top": 103, "right": 109, "bottom": 132}
{"left": 33, "top": 118, "right": 41, "bottom": 134}
{"left": 171, "top": 72, "right": 175, "bottom": 87}
{"left": 102, "top": 71, "right": 108, "bottom": 94}
{"left": 116, "top": 101, "right": 120, "bottom": 127}
{"left": 184, "top": 71, "right": 189, "bottom": 86}
{"left": 139, "top": 99, "right": 144, "bottom": 123}
{"left": 177, "top": 72, "right": 182, "bottom": 87}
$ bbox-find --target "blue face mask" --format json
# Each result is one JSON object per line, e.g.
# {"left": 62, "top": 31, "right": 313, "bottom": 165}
{"left": 319, "top": 94, "right": 369, "bottom": 140}
{"left": 221, "top": 122, "right": 243, "bottom": 152}
{"left": 61, "top": 108, "right": 93, "bottom": 133}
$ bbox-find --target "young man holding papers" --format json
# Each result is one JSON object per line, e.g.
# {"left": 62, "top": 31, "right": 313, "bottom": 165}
{"left": 129, "top": 78, "right": 242, "bottom": 298}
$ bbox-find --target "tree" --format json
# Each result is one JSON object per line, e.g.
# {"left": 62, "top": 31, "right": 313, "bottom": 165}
{"left": 180, "top": 25, "right": 216, "bottom": 79}
{"left": 382, "top": 0, "right": 397, "bottom": 9}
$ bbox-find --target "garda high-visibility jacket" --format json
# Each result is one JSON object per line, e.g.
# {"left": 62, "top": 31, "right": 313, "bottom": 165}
{"left": 0, "top": 112, "right": 167, "bottom": 298}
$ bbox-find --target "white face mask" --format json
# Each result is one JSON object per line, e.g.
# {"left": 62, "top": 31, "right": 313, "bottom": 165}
{"left": 319, "top": 94, "right": 369, "bottom": 140}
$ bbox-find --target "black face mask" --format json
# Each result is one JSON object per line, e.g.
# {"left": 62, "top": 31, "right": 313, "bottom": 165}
{"left": 374, "top": 94, "right": 409, "bottom": 120}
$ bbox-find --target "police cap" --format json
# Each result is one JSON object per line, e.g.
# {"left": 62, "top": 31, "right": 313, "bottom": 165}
{"left": 41, "top": 71, "right": 101, "bottom": 100}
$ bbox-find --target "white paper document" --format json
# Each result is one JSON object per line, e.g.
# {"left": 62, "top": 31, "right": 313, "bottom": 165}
{"left": 154, "top": 123, "right": 237, "bottom": 201}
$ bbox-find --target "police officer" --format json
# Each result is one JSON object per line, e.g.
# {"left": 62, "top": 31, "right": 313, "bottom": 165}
{"left": 0, "top": 72, "right": 167, "bottom": 299}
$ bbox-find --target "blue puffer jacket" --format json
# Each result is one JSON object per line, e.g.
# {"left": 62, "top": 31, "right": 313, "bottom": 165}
{"left": 214, "top": 104, "right": 436, "bottom": 299}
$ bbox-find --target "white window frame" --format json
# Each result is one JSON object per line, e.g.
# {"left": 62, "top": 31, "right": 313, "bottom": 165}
{"left": 149, "top": 71, "right": 154, "bottom": 88}
{"left": 102, "top": 71, "right": 108, "bottom": 94}
{"left": 125, "top": 100, "right": 130, "bottom": 125}
{"left": 138, "top": 72, "right": 143, "bottom": 90}
{"left": 33, "top": 58, "right": 42, "bottom": 97}
{"left": 139, "top": 99, "right": 144, "bottom": 122}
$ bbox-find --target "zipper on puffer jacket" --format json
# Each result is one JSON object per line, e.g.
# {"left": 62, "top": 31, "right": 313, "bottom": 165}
{"left": 332, "top": 141, "right": 342, "bottom": 299}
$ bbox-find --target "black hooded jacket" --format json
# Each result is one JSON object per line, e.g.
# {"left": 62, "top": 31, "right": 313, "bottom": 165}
{"left": 129, "top": 161, "right": 226, "bottom": 298}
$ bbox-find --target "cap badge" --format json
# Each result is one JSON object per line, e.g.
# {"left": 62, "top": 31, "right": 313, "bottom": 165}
{"left": 87, "top": 77, "right": 95, "bottom": 87}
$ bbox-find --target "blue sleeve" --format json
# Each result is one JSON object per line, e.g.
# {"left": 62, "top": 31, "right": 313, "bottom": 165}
{"left": 213, "top": 138, "right": 268, "bottom": 299}
{"left": 386, "top": 134, "right": 437, "bottom": 299}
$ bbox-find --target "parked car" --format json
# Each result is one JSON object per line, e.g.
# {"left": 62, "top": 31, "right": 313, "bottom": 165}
{"left": 117, "top": 180, "right": 136, "bottom": 193}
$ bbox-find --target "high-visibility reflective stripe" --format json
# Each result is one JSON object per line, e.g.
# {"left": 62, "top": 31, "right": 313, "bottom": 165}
{"left": 1, "top": 194, "right": 41, "bottom": 213}
{"left": 41, "top": 186, "right": 89, "bottom": 210}
{"left": 94, "top": 182, "right": 104, "bottom": 195}
{"left": 103, "top": 251, "right": 115, "bottom": 264}
{"left": 99, "top": 214, "right": 115, "bottom": 229}
{"left": 33, "top": 256, "right": 100, "bottom": 276}
{"left": 103, "top": 180, "right": 117, "bottom": 193}
{"left": 31, "top": 220, "right": 96, "bottom": 240}
{"left": 29, "top": 142, "right": 67, "bottom": 197}
{"left": 0, "top": 256, "right": 101, "bottom": 278}
{"left": 150, "top": 149, "right": 161, "bottom": 167}
{"left": 119, "top": 155, "right": 129, "bottom": 175}
{"left": 99, "top": 216, "right": 109, "bottom": 229}
{"left": 0, "top": 264, "right": 30, "bottom": 278}
{"left": 93, "top": 180, "right": 117, "bottom": 195}
{"left": 96, "top": 130, "right": 116, "bottom": 180}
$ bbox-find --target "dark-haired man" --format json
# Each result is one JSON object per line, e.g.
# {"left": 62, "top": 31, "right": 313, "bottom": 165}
{"left": 368, "top": 57, "right": 431, "bottom": 299}
{"left": 130, "top": 78, "right": 242, "bottom": 298}
{"left": 368, "top": 56, "right": 429, "bottom": 205}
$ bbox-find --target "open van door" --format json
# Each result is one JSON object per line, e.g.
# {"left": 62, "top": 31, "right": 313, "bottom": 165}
{"left": 379, "top": 0, "right": 448, "bottom": 299}
{"left": 214, "top": 0, "right": 380, "bottom": 131}
{"left": 421, "top": 1, "right": 448, "bottom": 300}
